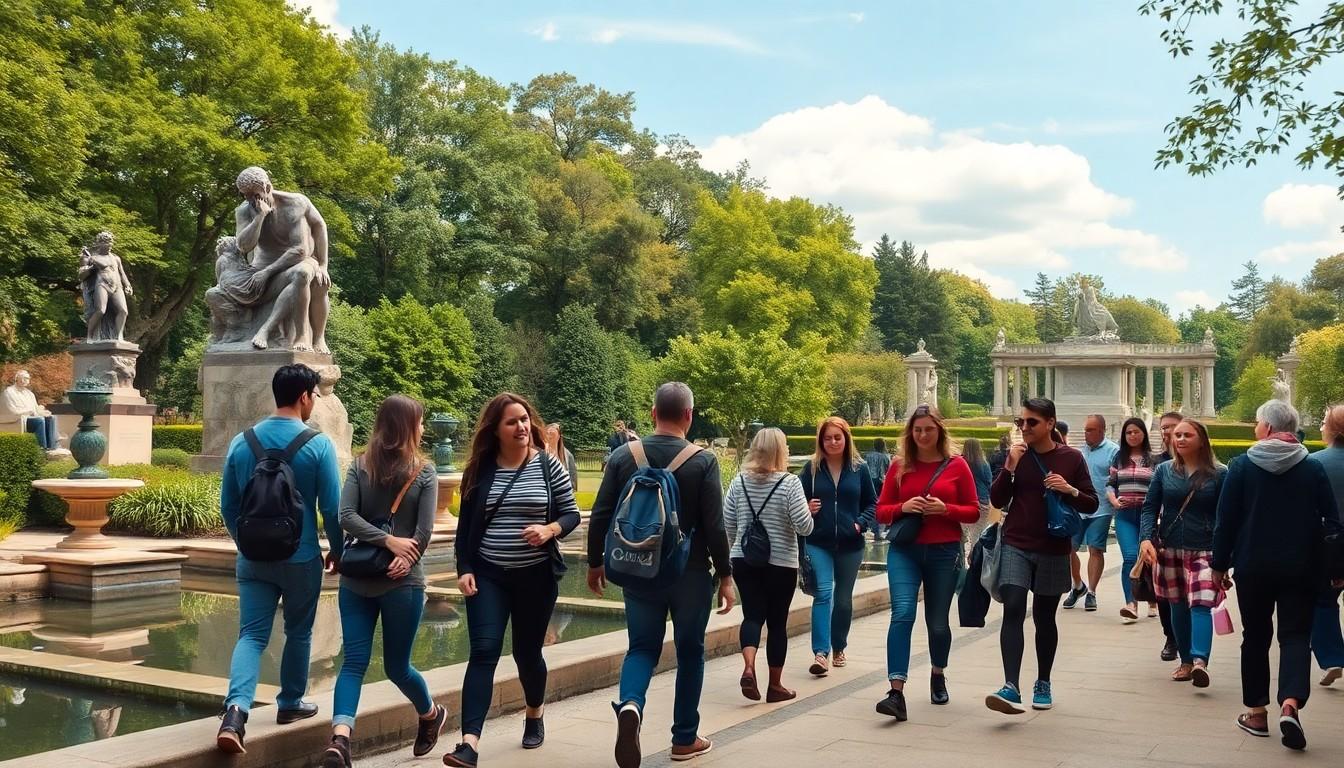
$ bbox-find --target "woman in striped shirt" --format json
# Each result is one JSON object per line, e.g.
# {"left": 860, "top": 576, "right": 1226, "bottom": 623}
{"left": 1107, "top": 417, "right": 1156, "bottom": 624}
{"left": 445, "top": 394, "right": 582, "bottom": 768}
{"left": 724, "top": 427, "right": 815, "bottom": 703}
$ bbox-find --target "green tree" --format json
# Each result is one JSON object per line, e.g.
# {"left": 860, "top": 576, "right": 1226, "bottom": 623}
{"left": 942, "top": 271, "right": 1038, "bottom": 405}
{"left": 1241, "top": 280, "right": 1337, "bottom": 362}
{"left": 829, "top": 353, "right": 907, "bottom": 425}
{"left": 325, "top": 300, "right": 377, "bottom": 441}
{"left": 364, "top": 296, "right": 478, "bottom": 418}
{"left": 1294, "top": 323, "right": 1344, "bottom": 418}
{"left": 1228, "top": 261, "right": 1268, "bottom": 321}
{"left": 1229, "top": 356, "right": 1277, "bottom": 422}
{"left": 870, "top": 236, "right": 953, "bottom": 354}
{"left": 461, "top": 294, "right": 518, "bottom": 429}
{"left": 1304, "top": 253, "right": 1344, "bottom": 308}
{"left": 662, "top": 329, "right": 831, "bottom": 452}
{"left": 512, "top": 72, "right": 637, "bottom": 161}
{"left": 1109, "top": 297, "right": 1180, "bottom": 343}
{"left": 1177, "top": 305, "right": 1247, "bottom": 409}
{"left": 1024, "top": 272, "right": 1069, "bottom": 342}
{"left": 539, "top": 305, "right": 617, "bottom": 449}
{"left": 1140, "top": 1, "right": 1344, "bottom": 175}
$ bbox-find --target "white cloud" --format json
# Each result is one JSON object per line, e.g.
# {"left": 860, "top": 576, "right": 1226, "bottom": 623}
{"left": 531, "top": 21, "right": 559, "bottom": 42}
{"left": 699, "top": 96, "right": 1188, "bottom": 297}
{"left": 848, "top": 12, "right": 867, "bottom": 23}
{"left": 288, "top": 0, "right": 348, "bottom": 38}
{"left": 1259, "top": 236, "right": 1344, "bottom": 264}
{"left": 532, "top": 19, "right": 765, "bottom": 54}
{"left": 1170, "top": 289, "right": 1218, "bottom": 315}
{"left": 1259, "top": 183, "right": 1344, "bottom": 264}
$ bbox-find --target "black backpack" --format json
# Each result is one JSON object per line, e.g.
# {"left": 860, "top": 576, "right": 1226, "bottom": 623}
{"left": 236, "top": 427, "right": 319, "bottom": 561}
{"left": 738, "top": 474, "right": 787, "bottom": 568}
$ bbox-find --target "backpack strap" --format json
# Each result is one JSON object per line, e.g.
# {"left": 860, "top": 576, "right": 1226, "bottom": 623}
{"left": 742, "top": 474, "right": 787, "bottom": 523}
{"left": 628, "top": 439, "right": 649, "bottom": 469}
{"left": 665, "top": 443, "right": 704, "bottom": 473}
{"left": 243, "top": 428, "right": 266, "bottom": 461}
{"left": 282, "top": 428, "right": 320, "bottom": 463}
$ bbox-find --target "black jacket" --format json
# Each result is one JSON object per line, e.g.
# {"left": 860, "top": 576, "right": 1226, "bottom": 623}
{"left": 455, "top": 452, "right": 581, "bottom": 579}
{"left": 799, "top": 459, "right": 876, "bottom": 553}
{"left": 1213, "top": 453, "right": 1341, "bottom": 581}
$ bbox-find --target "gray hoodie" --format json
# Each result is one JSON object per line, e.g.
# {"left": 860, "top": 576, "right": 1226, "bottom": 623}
{"left": 1245, "top": 437, "right": 1309, "bottom": 475}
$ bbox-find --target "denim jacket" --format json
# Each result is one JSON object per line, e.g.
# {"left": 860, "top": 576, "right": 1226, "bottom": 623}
{"left": 1140, "top": 461, "right": 1225, "bottom": 551}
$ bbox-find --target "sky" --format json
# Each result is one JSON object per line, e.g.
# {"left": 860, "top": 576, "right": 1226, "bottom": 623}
{"left": 293, "top": 0, "right": 1344, "bottom": 316}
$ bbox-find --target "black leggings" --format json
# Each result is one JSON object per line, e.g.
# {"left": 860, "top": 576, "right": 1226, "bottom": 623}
{"left": 733, "top": 558, "right": 798, "bottom": 668}
{"left": 1000, "top": 585, "right": 1061, "bottom": 688}
{"left": 461, "top": 561, "right": 558, "bottom": 737}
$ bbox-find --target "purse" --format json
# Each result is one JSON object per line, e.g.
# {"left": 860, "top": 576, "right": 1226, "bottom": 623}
{"left": 340, "top": 461, "right": 424, "bottom": 578}
{"left": 887, "top": 458, "right": 953, "bottom": 545}
{"left": 1129, "top": 560, "right": 1158, "bottom": 603}
{"left": 739, "top": 475, "right": 787, "bottom": 568}
{"left": 978, "top": 522, "right": 1004, "bottom": 603}
{"left": 1030, "top": 451, "right": 1081, "bottom": 539}
{"left": 1213, "top": 591, "right": 1235, "bottom": 635}
{"left": 798, "top": 535, "right": 817, "bottom": 596}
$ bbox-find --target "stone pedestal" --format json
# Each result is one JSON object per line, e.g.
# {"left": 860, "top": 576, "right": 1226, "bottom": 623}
{"left": 32, "top": 478, "right": 144, "bottom": 550}
{"left": 434, "top": 472, "right": 463, "bottom": 535}
{"left": 194, "top": 348, "right": 353, "bottom": 472}
{"left": 22, "top": 550, "right": 186, "bottom": 602}
{"left": 69, "top": 340, "right": 146, "bottom": 405}
{"left": 1052, "top": 366, "right": 1131, "bottom": 441}
{"left": 49, "top": 402, "right": 155, "bottom": 466}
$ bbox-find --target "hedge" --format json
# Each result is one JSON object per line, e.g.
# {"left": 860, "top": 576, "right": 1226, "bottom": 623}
{"left": 151, "top": 448, "right": 193, "bottom": 469}
{"left": 0, "top": 433, "right": 44, "bottom": 531}
{"left": 784, "top": 425, "right": 1009, "bottom": 441}
{"left": 153, "top": 424, "right": 203, "bottom": 453}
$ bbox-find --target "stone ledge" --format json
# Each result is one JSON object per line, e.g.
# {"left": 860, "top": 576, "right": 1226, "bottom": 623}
{"left": 0, "top": 561, "right": 47, "bottom": 602}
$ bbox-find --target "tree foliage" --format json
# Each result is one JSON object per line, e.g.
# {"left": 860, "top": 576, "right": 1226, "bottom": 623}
{"left": 829, "top": 353, "right": 907, "bottom": 425}
{"left": 1229, "top": 355, "right": 1277, "bottom": 422}
{"left": 1294, "top": 323, "right": 1344, "bottom": 419}
{"left": 1228, "top": 261, "right": 1268, "bottom": 321}
{"left": 363, "top": 296, "right": 477, "bottom": 419}
{"left": 872, "top": 236, "right": 953, "bottom": 355}
{"left": 539, "top": 304, "right": 617, "bottom": 449}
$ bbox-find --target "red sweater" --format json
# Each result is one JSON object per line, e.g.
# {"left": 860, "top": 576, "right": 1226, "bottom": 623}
{"left": 876, "top": 456, "right": 980, "bottom": 545}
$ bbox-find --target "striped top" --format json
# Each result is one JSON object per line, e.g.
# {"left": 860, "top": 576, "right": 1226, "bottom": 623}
{"left": 479, "top": 451, "right": 579, "bottom": 569}
{"left": 723, "top": 471, "right": 815, "bottom": 569}
{"left": 1108, "top": 453, "right": 1157, "bottom": 512}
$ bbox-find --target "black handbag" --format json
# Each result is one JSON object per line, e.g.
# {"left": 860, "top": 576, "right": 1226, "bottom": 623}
{"left": 340, "top": 462, "right": 423, "bottom": 579}
{"left": 887, "top": 458, "right": 952, "bottom": 545}
{"left": 738, "top": 475, "right": 787, "bottom": 568}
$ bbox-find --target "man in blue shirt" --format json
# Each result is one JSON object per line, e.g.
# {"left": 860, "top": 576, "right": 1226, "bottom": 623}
{"left": 1063, "top": 414, "right": 1118, "bottom": 613}
{"left": 216, "top": 364, "right": 343, "bottom": 754}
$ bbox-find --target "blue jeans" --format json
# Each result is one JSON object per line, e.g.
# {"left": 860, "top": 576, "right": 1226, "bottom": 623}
{"left": 226, "top": 556, "right": 323, "bottom": 711}
{"left": 1169, "top": 601, "right": 1213, "bottom": 664}
{"left": 1313, "top": 587, "right": 1344, "bottom": 670}
{"left": 618, "top": 568, "right": 714, "bottom": 747}
{"left": 805, "top": 544, "right": 864, "bottom": 656}
{"left": 886, "top": 542, "right": 960, "bottom": 681}
{"left": 1114, "top": 508, "right": 1141, "bottom": 605}
{"left": 25, "top": 415, "right": 57, "bottom": 450}
{"left": 332, "top": 585, "right": 433, "bottom": 730}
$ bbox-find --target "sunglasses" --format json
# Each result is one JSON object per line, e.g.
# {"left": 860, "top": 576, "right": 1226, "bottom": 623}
{"left": 1013, "top": 417, "right": 1043, "bottom": 428}
{"left": 913, "top": 405, "right": 932, "bottom": 416}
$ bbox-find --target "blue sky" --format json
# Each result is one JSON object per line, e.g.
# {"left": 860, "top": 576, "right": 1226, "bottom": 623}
{"left": 302, "top": 1, "right": 1344, "bottom": 315}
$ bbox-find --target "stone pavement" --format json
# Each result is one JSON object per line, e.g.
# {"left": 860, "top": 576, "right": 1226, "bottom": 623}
{"left": 365, "top": 577, "right": 1344, "bottom": 768}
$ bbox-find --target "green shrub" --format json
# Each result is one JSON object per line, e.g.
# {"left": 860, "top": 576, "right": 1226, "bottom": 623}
{"left": 0, "top": 433, "right": 44, "bottom": 530}
{"left": 153, "top": 424, "right": 203, "bottom": 453}
{"left": 151, "top": 448, "right": 193, "bottom": 469}
{"left": 0, "top": 490, "right": 13, "bottom": 541}
{"left": 1202, "top": 423, "right": 1257, "bottom": 441}
{"left": 108, "top": 474, "right": 223, "bottom": 537}
{"left": 957, "top": 403, "right": 988, "bottom": 418}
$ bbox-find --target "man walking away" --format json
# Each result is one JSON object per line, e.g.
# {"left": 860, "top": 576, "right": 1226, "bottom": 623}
{"left": 216, "top": 364, "right": 343, "bottom": 753}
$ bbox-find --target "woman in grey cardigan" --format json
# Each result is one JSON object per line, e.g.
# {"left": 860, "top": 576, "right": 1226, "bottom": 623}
{"left": 321, "top": 395, "right": 443, "bottom": 768}
{"left": 725, "top": 427, "right": 815, "bottom": 702}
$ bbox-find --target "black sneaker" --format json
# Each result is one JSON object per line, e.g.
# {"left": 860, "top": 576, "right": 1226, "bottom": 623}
{"left": 415, "top": 705, "right": 447, "bottom": 757}
{"left": 1160, "top": 638, "right": 1179, "bottom": 662}
{"left": 442, "top": 742, "right": 479, "bottom": 768}
{"left": 875, "top": 689, "right": 908, "bottom": 721}
{"left": 216, "top": 705, "right": 247, "bottom": 754}
{"left": 1084, "top": 592, "right": 1097, "bottom": 612}
{"left": 522, "top": 716, "right": 545, "bottom": 749}
{"left": 930, "top": 673, "right": 949, "bottom": 705}
{"left": 321, "top": 734, "right": 351, "bottom": 768}
{"left": 1062, "top": 585, "right": 1087, "bottom": 609}
{"left": 277, "top": 701, "right": 319, "bottom": 724}
{"left": 614, "top": 701, "right": 641, "bottom": 768}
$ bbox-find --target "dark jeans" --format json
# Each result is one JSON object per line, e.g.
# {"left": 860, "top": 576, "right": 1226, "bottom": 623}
{"left": 331, "top": 585, "right": 433, "bottom": 730}
{"left": 886, "top": 542, "right": 960, "bottom": 681}
{"left": 461, "top": 561, "right": 558, "bottom": 737}
{"left": 618, "top": 567, "right": 714, "bottom": 747}
{"left": 1000, "top": 585, "right": 1061, "bottom": 688}
{"left": 1237, "top": 575, "right": 1316, "bottom": 709}
{"left": 732, "top": 558, "right": 797, "bottom": 668}
{"left": 1313, "top": 587, "right": 1344, "bottom": 670}
{"left": 25, "top": 415, "right": 57, "bottom": 450}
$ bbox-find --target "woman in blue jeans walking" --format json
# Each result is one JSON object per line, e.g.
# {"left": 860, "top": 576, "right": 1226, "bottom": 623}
{"left": 873, "top": 405, "right": 979, "bottom": 720}
{"left": 321, "top": 395, "right": 443, "bottom": 768}
{"left": 799, "top": 416, "right": 876, "bottom": 677}
{"left": 1107, "top": 417, "right": 1157, "bottom": 624}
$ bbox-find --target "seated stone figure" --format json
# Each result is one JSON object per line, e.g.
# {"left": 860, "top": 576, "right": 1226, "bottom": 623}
{"left": 1, "top": 370, "right": 58, "bottom": 450}
{"left": 205, "top": 236, "right": 303, "bottom": 347}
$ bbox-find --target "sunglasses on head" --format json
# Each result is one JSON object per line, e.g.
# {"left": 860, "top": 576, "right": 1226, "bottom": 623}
{"left": 913, "top": 405, "right": 932, "bottom": 417}
{"left": 1013, "top": 417, "right": 1043, "bottom": 428}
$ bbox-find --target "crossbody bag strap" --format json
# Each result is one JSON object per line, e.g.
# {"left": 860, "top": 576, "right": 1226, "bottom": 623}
{"left": 481, "top": 453, "right": 530, "bottom": 529}
{"left": 388, "top": 462, "right": 424, "bottom": 521}
{"left": 921, "top": 458, "right": 953, "bottom": 496}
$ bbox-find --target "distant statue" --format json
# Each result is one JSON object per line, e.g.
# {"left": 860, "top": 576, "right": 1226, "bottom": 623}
{"left": 916, "top": 338, "right": 927, "bottom": 353}
{"left": 994, "top": 327, "right": 1006, "bottom": 350}
{"left": 205, "top": 166, "right": 332, "bottom": 352}
{"left": 922, "top": 368, "right": 939, "bottom": 405}
{"left": 1072, "top": 280, "right": 1120, "bottom": 340}
{"left": 1289, "top": 334, "right": 1301, "bottom": 354}
{"left": 1271, "top": 369, "right": 1291, "bottom": 403}
{"left": 1203, "top": 326, "right": 1215, "bottom": 347}
{"left": 1, "top": 370, "right": 58, "bottom": 450}
{"left": 1192, "top": 376, "right": 1202, "bottom": 413}
{"left": 78, "top": 231, "right": 134, "bottom": 343}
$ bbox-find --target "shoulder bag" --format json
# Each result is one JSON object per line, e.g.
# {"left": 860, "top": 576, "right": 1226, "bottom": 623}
{"left": 340, "top": 461, "right": 425, "bottom": 578}
{"left": 886, "top": 458, "right": 952, "bottom": 545}
{"left": 738, "top": 474, "right": 788, "bottom": 567}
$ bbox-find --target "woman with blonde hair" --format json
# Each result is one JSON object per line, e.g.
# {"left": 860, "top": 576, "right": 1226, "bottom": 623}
{"left": 724, "top": 427, "right": 814, "bottom": 702}
{"left": 799, "top": 416, "right": 877, "bottom": 676}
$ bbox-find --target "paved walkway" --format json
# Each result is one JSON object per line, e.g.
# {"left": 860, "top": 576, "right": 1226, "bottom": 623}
{"left": 365, "top": 577, "right": 1344, "bottom": 768}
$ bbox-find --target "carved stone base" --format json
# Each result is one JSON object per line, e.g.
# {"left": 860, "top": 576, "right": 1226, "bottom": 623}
{"left": 70, "top": 340, "right": 147, "bottom": 405}
{"left": 48, "top": 403, "right": 155, "bottom": 466}
{"left": 194, "top": 348, "right": 353, "bottom": 472}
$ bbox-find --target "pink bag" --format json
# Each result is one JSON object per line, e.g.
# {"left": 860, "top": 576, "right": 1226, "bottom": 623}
{"left": 1213, "top": 593, "right": 1235, "bottom": 636}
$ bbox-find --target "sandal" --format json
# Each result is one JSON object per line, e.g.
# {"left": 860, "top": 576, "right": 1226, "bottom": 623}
{"left": 1191, "top": 662, "right": 1210, "bottom": 689}
{"left": 1171, "top": 663, "right": 1193, "bottom": 682}
{"left": 739, "top": 671, "right": 761, "bottom": 701}
{"left": 808, "top": 654, "right": 829, "bottom": 676}
{"left": 1119, "top": 604, "right": 1138, "bottom": 623}
{"left": 1148, "top": 603, "right": 1159, "bottom": 618}
{"left": 833, "top": 650, "right": 847, "bottom": 668}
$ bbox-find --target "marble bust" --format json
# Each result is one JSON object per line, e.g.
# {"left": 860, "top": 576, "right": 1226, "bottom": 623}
{"left": 78, "top": 231, "right": 133, "bottom": 343}
{"left": 1, "top": 370, "right": 58, "bottom": 450}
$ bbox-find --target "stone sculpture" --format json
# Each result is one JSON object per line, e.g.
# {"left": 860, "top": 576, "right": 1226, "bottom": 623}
{"left": 1072, "top": 280, "right": 1120, "bottom": 340}
{"left": 1203, "top": 327, "right": 1215, "bottom": 348}
{"left": 994, "top": 327, "right": 1007, "bottom": 350}
{"left": 1, "top": 370, "right": 59, "bottom": 451}
{"left": 916, "top": 338, "right": 927, "bottom": 353}
{"left": 204, "top": 167, "right": 332, "bottom": 352}
{"left": 923, "top": 368, "right": 939, "bottom": 405}
{"left": 78, "top": 231, "right": 133, "bottom": 343}
{"left": 1271, "top": 369, "right": 1291, "bottom": 403}
{"left": 1192, "top": 376, "right": 1202, "bottom": 414}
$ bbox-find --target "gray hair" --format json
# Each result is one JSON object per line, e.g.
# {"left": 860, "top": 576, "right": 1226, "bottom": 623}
{"left": 654, "top": 381, "right": 694, "bottom": 421}
{"left": 1087, "top": 413, "right": 1106, "bottom": 431}
{"left": 236, "top": 166, "right": 271, "bottom": 195}
{"left": 1256, "top": 399, "right": 1299, "bottom": 435}
{"left": 12, "top": 369, "right": 29, "bottom": 384}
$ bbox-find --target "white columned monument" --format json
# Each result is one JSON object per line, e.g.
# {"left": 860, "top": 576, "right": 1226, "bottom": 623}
{"left": 989, "top": 278, "right": 1218, "bottom": 438}
{"left": 904, "top": 339, "right": 938, "bottom": 417}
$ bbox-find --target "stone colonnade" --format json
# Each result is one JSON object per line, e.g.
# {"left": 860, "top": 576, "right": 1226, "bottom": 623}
{"left": 990, "top": 360, "right": 1216, "bottom": 418}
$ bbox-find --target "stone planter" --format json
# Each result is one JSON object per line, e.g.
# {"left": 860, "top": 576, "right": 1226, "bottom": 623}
{"left": 32, "top": 478, "right": 144, "bottom": 550}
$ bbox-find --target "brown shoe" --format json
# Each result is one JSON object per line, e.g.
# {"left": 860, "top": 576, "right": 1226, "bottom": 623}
{"left": 808, "top": 654, "right": 829, "bottom": 677}
{"left": 1171, "top": 663, "right": 1193, "bottom": 682}
{"left": 833, "top": 650, "right": 847, "bottom": 668}
{"left": 1191, "top": 662, "right": 1210, "bottom": 689}
{"left": 739, "top": 671, "right": 761, "bottom": 701}
{"left": 1236, "top": 711, "right": 1270, "bottom": 738}
{"left": 670, "top": 737, "right": 712, "bottom": 761}
{"left": 765, "top": 685, "right": 796, "bottom": 703}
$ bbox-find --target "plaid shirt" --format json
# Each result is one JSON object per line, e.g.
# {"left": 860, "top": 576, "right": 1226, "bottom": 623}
{"left": 1154, "top": 547, "right": 1219, "bottom": 608}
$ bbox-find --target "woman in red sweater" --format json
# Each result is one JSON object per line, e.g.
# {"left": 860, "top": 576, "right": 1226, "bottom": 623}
{"left": 873, "top": 405, "right": 980, "bottom": 721}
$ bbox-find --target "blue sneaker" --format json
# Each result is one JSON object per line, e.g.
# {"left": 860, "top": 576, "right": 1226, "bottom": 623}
{"left": 985, "top": 683, "right": 1025, "bottom": 715}
{"left": 1032, "top": 680, "right": 1053, "bottom": 710}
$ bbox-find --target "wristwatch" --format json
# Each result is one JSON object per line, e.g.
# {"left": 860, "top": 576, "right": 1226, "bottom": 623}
{"left": 1069, "top": 486, "right": 1080, "bottom": 498}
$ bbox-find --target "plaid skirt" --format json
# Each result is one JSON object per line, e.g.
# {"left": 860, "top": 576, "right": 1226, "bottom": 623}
{"left": 1154, "top": 548, "right": 1219, "bottom": 608}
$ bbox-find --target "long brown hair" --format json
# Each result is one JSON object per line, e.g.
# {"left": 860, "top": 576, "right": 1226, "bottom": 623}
{"left": 811, "top": 416, "right": 861, "bottom": 470}
{"left": 1172, "top": 418, "right": 1220, "bottom": 487}
{"left": 461, "top": 393, "right": 546, "bottom": 499}
{"left": 545, "top": 422, "right": 568, "bottom": 462}
{"left": 901, "top": 404, "right": 951, "bottom": 478}
{"left": 362, "top": 394, "right": 426, "bottom": 487}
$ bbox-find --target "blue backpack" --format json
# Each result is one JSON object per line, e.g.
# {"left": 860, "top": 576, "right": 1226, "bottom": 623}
{"left": 604, "top": 441, "right": 703, "bottom": 591}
